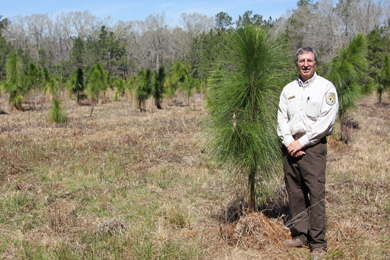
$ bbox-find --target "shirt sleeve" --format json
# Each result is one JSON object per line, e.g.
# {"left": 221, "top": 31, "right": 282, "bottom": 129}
{"left": 277, "top": 88, "right": 295, "bottom": 147}
{"left": 298, "top": 84, "right": 339, "bottom": 147}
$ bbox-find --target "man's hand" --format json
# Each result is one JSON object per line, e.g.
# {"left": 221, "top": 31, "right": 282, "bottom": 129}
{"left": 292, "top": 150, "right": 306, "bottom": 157}
{"left": 287, "top": 140, "right": 305, "bottom": 157}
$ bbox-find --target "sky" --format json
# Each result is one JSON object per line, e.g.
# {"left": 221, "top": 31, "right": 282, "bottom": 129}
{"left": 3, "top": 0, "right": 303, "bottom": 26}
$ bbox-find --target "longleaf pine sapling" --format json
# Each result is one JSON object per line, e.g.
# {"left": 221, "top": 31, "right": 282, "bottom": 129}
{"left": 204, "top": 26, "right": 287, "bottom": 213}
{"left": 135, "top": 69, "right": 153, "bottom": 111}
{"left": 153, "top": 66, "right": 166, "bottom": 109}
{"left": 48, "top": 98, "right": 67, "bottom": 123}
{"left": 377, "top": 55, "right": 390, "bottom": 103}
{"left": 2, "top": 51, "right": 24, "bottom": 110}
{"left": 326, "top": 33, "right": 367, "bottom": 121}
{"left": 325, "top": 33, "right": 367, "bottom": 141}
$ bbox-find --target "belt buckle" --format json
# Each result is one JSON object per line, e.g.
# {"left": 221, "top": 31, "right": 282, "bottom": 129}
{"left": 294, "top": 133, "right": 303, "bottom": 140}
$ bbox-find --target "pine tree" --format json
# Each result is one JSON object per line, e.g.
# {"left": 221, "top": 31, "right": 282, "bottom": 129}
{"left": 28, "top": 62, "right": 40, "bottom": 90}
{"left": 127, "top": 75, "right": 137, "bottom": 94}
{"left": 326, "top": 33, "right": 367, "bottom": 120}
{"left": 204, "top": 26, "right": 286, "bottom": 213}
{"left": 114, "top": 78, "right": 125, "bottom": 101}
{"left": 215, "top": 12, "right": 233, "bottom": 31}
{"left": 70, "top": 37, "right": 85, "bottom": 70}
{"left": 181, "top": 76, "right": 199, "bottom": 105}
{"left": 2, "top": 51, "right": 24, "bottom": 110}
{"left": 366, "top": 29, "right": 390, "bottom": 82}
{"left": 135, "top": 69, "right": 154, "bottom": 111}
{"left": 185, "top": 29, "right": 228, "bottom": 81}
{"left": 42, "top": 67, "right": 51, "bottom": 93}
{"left": 377, "top": 55, "right": 390, "bottom": 103}
{"left": 166, "top": 62, "right": 189, "bottom": 97}
{"left": 0, "top": 16, "right": 12, "bottom": 80}
{"left": 153, "top": 66, "right": 166, "bottom": 109}
{"left": 43, "top": 67, "right": 58, "bottom": 99}
{"left": 48, "top": 98, "right": 67, "bottom": 123}
{"left": 67, "top": 67, "right": 85, "bottom": 104}
{"left": 86, "top": 63, "right": 107, "bottom": 102}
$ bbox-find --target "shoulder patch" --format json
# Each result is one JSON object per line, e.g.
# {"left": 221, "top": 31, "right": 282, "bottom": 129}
{"left": 326, "top": 92, "right": 336, "bottom": 106}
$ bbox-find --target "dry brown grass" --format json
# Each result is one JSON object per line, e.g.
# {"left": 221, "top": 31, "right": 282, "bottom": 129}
{"left": 0, "top": 90, "right": 389, "bottom": 259}
{"left": 325, "top": 94, "right": 390, "bottom": 259}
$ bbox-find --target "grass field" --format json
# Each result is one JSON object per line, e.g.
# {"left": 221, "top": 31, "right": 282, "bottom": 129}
{"left": 0, "top": 90, "right": 389, "bottom": 259}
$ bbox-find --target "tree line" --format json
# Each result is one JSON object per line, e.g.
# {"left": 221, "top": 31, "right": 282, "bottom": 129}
{"left": 1, "top": 0, "right": 390, "bottom": 114}
{"left": 1, "top": 0, "right": 389, "bottom": 77}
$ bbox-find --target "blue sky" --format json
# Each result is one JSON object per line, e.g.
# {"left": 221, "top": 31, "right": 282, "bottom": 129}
{"left": 3, "top": 0, "right": 302, "bottom": 26}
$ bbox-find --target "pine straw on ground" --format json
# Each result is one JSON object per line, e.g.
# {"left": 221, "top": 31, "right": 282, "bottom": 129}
{"left": 0, "top": 91, "right": 389, "bottom": 259}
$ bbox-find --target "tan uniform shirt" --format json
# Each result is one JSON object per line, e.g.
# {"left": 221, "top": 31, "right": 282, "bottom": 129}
{"left": 277, "top": 73, "right": 339, "bottom": 148}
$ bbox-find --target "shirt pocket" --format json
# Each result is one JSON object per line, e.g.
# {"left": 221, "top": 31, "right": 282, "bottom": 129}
{"left": 287, "top": 99, "right": 298, "bottom": 119}
{"left": 305, "top": 100, "right": 321, "bottom": 120}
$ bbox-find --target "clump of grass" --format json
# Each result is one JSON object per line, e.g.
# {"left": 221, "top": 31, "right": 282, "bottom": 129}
{"left": 47, "top": 98, "right": 67, "bottom": 123}
{"left": 97, "top": 216, "right": 127, "bottom": 236}
{"left": 159, "top": 203, "right": 188, "bottom": 229}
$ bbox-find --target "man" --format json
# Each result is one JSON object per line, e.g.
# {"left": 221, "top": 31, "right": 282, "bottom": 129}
{"left": 277, "top": 47, "right": 338, "bottom": 259}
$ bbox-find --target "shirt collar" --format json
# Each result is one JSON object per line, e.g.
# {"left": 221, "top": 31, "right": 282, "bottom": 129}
{"left": 298, "top": 72, "right": 317, "bottom": 88}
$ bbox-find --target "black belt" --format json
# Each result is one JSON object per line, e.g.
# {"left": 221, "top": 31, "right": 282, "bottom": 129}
{"left": 292, "top": 134, "right": 327, "bottom": 145}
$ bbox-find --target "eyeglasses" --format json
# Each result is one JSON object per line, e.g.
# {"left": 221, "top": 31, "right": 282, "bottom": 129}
{"left": 298, "top": 59, "right": 316, "bottom": 65}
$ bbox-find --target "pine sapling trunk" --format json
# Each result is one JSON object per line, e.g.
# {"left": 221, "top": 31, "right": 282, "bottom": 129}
{"left": 340, "top": 114, "right": 344, "bottom": 142}
{"left": 156, "top": 100, "right": 162, "bottom": 109}
{"left": 248, "top": 166, "right": 256, "bottom": 213}
{"left": 247, "top": 72, "right": 257, "bottom": 213}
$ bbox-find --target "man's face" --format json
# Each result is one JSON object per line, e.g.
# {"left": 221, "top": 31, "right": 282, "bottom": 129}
{"left": 296, "top": 51, "right": 317, "bottom": 82}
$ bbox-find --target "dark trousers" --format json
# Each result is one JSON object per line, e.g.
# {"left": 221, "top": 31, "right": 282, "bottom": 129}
{"left": 283, "top": 137, "right": 327, "bottom": 249}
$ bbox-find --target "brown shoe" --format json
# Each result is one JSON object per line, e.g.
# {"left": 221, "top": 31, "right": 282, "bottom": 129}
{"left": 311, "top": 248, "right": 326, "bottom": 260}
{"left": 282, "top": 238, "right": 304, "bottom": 248}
